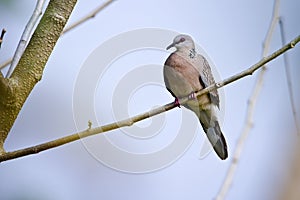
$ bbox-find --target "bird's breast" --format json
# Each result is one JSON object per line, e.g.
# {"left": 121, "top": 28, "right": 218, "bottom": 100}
{"left": 164, "top": 53, "right": 202, "bottom": 95}
{"left": 164, "top": 53, "right": 211, "bottom": 108}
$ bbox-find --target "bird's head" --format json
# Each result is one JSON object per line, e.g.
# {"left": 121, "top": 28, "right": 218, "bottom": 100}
{"left": 166, "top": 34, "right": 195, "bottom": 51}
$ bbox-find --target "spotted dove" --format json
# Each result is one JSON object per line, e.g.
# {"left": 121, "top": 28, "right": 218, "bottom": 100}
{"left": 164, "top": 34, "right": 228, "bottom": 160}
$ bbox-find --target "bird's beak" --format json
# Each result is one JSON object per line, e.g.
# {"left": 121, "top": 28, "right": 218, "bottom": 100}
{"left": 166, "top": 42, "right": 175, "bottom": 50}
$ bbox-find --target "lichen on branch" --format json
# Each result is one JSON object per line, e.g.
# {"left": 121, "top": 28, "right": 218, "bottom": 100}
{"left": 0, "top": 0, "right": 77, "bottom": 153}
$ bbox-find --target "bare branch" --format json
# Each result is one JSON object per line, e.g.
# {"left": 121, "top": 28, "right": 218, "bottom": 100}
{"left": 0, "top": 28, "right": 7, "bottom": 48}
{"left": 0, "top": 34, "right": 299, "bottom": 163}
{"left": 0, "top": 0, "right": 77, "bottom": 152}
{"left": 62, "top": 0, "right": 115, "bottom": 34}
{"left": 0, "top": 58, "right": 12, "bottom": 70}
{"left": 279, "top": 17, "right": 300, "bottom": 136}
{"left": 0, "top": 0, "right": 115, "bottom": 71}
{"left": 0, "top": 71, "right": 10, "bottom": 100}
{"left": 262, "top": 0, "right": 280, "bottom": 56}
{"left": 216, "top": 0, "right": 281, "bottom": 199}
{"left": 5, "top": 0, "right": 47, "bottom": 78}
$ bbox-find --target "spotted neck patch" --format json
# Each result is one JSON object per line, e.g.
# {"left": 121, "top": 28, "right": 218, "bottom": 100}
{"left": 189, "top": 48, "right": 196, "bottom": 59}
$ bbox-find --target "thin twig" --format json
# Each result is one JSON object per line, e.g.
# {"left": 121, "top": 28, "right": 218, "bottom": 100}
{"left": 0, "top": 34, "right": 299, "bottom": 163}
{"left": 62, "top": 0, "right": 114, "bottom": 34}
{"left": 0, "top": 58, "right": 12, "bottom": 70}
{"left": 0, "top": 28, "right": 7, "bottom": 48}
{"left": 0, "top": 0, "right": 115, "bottom": 71}
{"left": 5, "top": 0, "right": 46, "bottom": 78}
{"left": 279, "top": 17, "right": 300, "bottom": 136}
{"left": 215, "top": 0, "right": 281, "bottom": 199}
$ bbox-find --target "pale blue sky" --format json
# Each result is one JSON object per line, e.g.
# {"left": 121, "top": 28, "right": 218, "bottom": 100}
{"left": 0, "top": 0, "right": 299, "bottom": 199}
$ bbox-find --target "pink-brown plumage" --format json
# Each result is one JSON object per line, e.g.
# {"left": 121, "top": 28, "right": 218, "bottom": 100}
{"left": 164, "top": 34, "right": 228, "bottom": 160}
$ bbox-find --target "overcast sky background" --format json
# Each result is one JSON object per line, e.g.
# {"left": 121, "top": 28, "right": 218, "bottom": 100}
{"left": 0, "top": 0, "right": 299, "bottom": 199}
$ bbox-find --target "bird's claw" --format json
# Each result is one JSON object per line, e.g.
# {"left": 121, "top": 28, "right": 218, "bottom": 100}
{"left": 174, "top": 98, "right": 181, "bottom": 107}
{"left": 188, "top": 92, "right": 196, "bottom": 100}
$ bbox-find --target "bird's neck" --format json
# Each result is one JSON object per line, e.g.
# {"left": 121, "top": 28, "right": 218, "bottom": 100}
{"left": 176, "top": 47, "right": 196, "bottom": 59}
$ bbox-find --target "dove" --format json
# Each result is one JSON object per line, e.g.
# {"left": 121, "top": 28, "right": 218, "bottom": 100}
{"left": 164, "top": 34, "right": 228, "bottom": 160}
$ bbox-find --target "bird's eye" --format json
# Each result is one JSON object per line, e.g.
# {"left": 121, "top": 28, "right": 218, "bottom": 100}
{"left": 180, "top": 37, "right": 185, "bottom": 42}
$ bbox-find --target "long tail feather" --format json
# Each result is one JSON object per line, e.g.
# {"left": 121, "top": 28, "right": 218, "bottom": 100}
{"left": 198, "top": 111, "right": 228, "bottom": 160}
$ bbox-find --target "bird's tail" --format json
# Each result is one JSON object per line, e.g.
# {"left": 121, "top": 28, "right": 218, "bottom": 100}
{"left": 198, "top": 111, "right": 228, "bottom": 160}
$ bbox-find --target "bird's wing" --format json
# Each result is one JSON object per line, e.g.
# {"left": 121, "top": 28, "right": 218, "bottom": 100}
{"left": 197, "top": 54, "right": 220, "bottom": 108}
{"left": 163, "top": 53, "right": 177, "bottom": 98}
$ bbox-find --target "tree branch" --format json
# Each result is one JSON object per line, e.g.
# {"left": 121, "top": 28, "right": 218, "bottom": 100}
{"left": 0, "top": 58, "right": 12, "bottom": 70}
{"left": 0, "top": 0, "right": 115, "bottom": 70}
{"left": 0, "top": 28, "right": 6, "bottom": 49}
{"left": 0, "top": 0, "right": 77, "bottom": 152}
{"left": 0, "top": 34, "right": 299, "bottom": 163}
{"left": 279, "top": 17, "right": 300, "bottom": 136}
{"left": 0, "top": 72, "right": 11, "bottom": 101}
{"left": 5, "top": 0, "right": 47, "bottom": 78}
{"left": 216, "top": 0, "right": 281, "bottom": 199}
{"left": 62, "top": 0, "right": 115, "bottom": 34}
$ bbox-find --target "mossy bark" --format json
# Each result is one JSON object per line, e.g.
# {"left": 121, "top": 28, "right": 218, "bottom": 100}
{"left": 0, "top": 0, "right": 77, "bottom": 153}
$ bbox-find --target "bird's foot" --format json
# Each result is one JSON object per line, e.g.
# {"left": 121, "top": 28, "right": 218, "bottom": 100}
{"left": 188, "top": 92, "right": 197, "bottom": 100}
{"left": 174, "top": 98, "right": 181, "bottom": 108}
